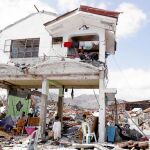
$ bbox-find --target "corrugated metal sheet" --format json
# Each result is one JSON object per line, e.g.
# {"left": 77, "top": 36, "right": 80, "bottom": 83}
{"left": 79, "top": 5, "right": 120, "bottom": 18}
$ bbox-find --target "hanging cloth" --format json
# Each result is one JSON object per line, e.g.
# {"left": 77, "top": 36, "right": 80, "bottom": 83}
{"left": 7, "top": 95, "right": 31, "bottom": 118}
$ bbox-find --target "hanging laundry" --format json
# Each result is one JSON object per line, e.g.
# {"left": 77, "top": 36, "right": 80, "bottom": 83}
{"left": 71, "top": 88, "right": 74, "bottom": 99}
{"left": 92, "top": 41, "right": 99, "bottom": 45}
{"left": 7, "top": 95, "right": 31, "bottom": 118}
{"left": 83, "top": 41, "right": 93, "bottom": 50}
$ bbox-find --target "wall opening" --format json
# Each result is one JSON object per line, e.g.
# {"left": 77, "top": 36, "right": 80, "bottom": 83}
{"left": 67, "top": 35, "right": 99, "bottom": 61}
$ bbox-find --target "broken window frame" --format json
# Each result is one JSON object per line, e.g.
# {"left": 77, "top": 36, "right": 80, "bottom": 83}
{"left": 52, "top": 37, "right": 63, "bottom": 46}
{"left": 67, "top": 34, "right": 99, "bottom": 60}
{"left": 10, "top": 38, "right": 40, "bottom": 58}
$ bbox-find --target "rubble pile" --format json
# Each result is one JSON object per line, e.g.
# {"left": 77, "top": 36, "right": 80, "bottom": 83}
{"left": 61, "top": 105, "right": 98, "bottom": 143}
{"left": 106, "top": 104, "right": 150, "bottom": 149}
{"left": 0, "top": 100, "right": 150, "bottom": 149}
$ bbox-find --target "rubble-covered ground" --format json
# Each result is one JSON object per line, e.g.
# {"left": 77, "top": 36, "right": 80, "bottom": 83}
{"left": 0, "top": 99, "right": 150, "bottom": 149}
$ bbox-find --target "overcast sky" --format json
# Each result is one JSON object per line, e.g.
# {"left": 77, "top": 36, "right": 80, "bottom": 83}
{"left": 0, "top": 0, "right": 150, "bottom": 101}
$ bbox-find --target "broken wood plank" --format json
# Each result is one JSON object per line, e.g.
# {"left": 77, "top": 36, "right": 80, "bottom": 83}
{"left": 72, "top": 143, "right": 109, "bottom": 150}
{"left": 0, "top": 130, "right": 13, "bottom": 140}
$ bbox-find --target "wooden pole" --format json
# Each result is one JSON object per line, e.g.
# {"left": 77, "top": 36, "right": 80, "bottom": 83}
{"left": 72, "top": 143, "right": 109, "bottom": 150}
{"left": 115, "top": 98, "right": 118, "bottom": 124}
{"left": 39, "top": 78, "right": 49, "bottom": 138}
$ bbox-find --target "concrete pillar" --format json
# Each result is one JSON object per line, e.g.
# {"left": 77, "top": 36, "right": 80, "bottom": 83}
{"left": 39, "top": 78, "right": 49, "bottom": 138}
{"left": 98, "top": 28, "right": 106, "bottom": 142}
{"left": 57, "top": 88, "right": 64, "bottom": 123}
{"left": 98, "top": 70, "right": 106, "bottom": 143}
{"left": 99, "top": 29, "right": 106, "bottom": 63}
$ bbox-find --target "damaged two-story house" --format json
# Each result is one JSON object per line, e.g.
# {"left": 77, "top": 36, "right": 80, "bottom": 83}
{"left": 0, "top": 6, "right": 120, "bottom": 142}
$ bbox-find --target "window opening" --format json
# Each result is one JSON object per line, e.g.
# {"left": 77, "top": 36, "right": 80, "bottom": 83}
{"left": 52, "top": 37, "right": 63, "bottom": 47}
{"left": 67, "top": 35, "right": 99, "bottom": 60}
{"left": 4, "top": 39, "right": 11, "bottom": 52}
{"left": 10, "top": 38, "right": 40, "bottom": 58}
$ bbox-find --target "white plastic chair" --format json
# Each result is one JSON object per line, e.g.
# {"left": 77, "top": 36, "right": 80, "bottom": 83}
{"left": 27, "top": 126, "right": 41, "bottom": 150}
{"left": 82, "top": 122, "right": 97, "bottom": 144}
{"left": 12, "top": 127, "right": 41, "bottom": 150}
{"left": 18, "top": 126, "right": 41, "bottom": 150}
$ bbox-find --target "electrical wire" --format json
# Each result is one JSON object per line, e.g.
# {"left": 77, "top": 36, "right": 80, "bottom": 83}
{"left": 93, "top": 89, "right": 100, "bottom": 108}
{"left": 125, "top": 110, "right": 147, "bottom": 137}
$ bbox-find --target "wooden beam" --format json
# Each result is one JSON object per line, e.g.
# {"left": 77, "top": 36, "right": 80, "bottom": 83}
{"left": 49, "top": 80, "right": 62, "bottom": 88}
{"left": 72, "top": 143, "right": 109, "bottom": 150}
{"left": 0, "top": 84, "right": 99, "bottom": 89}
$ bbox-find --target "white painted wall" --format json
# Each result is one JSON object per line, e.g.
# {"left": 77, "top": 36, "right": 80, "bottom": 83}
{"left": 52, "top": 27, "right": 104, "bottom": 58}
{"left": 0, "top": 12, "right": 57, "bottom": 64}
{"left": 0, "top": 11, "right": 114, "bottom": 64}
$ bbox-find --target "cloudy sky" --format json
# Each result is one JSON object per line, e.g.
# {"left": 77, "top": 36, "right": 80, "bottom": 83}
{"left": 0, "top": 0, "right": 150, "bottom": 101}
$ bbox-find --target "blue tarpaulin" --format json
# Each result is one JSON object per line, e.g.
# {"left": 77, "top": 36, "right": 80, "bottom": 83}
{"left": 106, "top": 126, "right": 116, "bottom": 143}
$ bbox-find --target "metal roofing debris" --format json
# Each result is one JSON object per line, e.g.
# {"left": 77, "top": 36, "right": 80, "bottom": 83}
{"left": 79, "top": 5, "right": 120, "bottom": 18}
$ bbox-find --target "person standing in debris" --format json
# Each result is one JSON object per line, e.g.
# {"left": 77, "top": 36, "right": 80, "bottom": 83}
{"left": 81, "top": 114, "right": 92, "bottom": 143}
{"left": 52, "top": 116, "right": 61, "bottom": 140}
{"left": 78, "top": 49, "right": 87, "bottom": 60}
{"left": 82, "top": 114, "right": 87, "bottom": 122}
{"left": 20, "top": 111, "right": 27, "bottom": 122}
{"left": 17, "top": 111, "right": 27, "bottom": 121}
{"left": 13, "top": 111, "right": 27, "bottom": 135}
{"left": 82, "top": 114, "right": 90, "bottom": 133}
